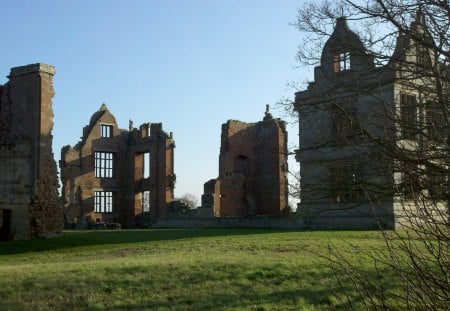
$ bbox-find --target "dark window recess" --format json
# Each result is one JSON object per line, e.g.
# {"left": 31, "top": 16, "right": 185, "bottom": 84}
{"left": 329, "top": 161, "right": 365, "bottom": 203}
{"left": 400, "top": 94, "right": 418, "bottom": 139}
{"left": 426, "top": 102, "right": 446, "bottom": 140}
{"left": 331, "top": 104, "right": 359, "bottom": 143}
{"left": 0, "top": 209, "right": 12, "bottom": 241}
{"left": 234, "top": 155, "right": 250, "bottom": 174}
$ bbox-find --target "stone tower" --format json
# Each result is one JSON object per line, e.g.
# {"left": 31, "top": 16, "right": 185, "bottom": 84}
{"left": 0, "top": 64, "right": 62, "bottom": 240}
{"left": 203, "top": 107, "right": 289, "bottom": 217}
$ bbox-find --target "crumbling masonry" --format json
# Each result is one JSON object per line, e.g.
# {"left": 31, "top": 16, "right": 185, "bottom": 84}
{"left": 0, "top": 64, "right": 62, "bottom": 240}
{"left": 60, "top": 104, "right": 175, "bottom": 228}
{"left": 202, "top": 107, "right": 289, "bottom": 217}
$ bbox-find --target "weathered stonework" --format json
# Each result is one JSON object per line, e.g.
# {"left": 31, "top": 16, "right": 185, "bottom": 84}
{"left": 0, "top": 63, "right": 62, "bottom": 240}
{"left": 294, "top": 15, "right": 448, "bottom": 228}
{"left": 60, "top": 105, "right": 175, "bottom": 228}
{"left": 203, "top": 107, "right": 289, "bottom": 217}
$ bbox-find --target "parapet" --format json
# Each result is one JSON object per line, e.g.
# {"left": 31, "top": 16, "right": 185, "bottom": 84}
{"left": 9, "top": 63, "right": 55, "bottom": 77}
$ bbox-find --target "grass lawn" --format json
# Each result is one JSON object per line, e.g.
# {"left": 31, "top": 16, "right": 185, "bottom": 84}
{"left": 0, "top": 229, "right": 398, "bottom": 310}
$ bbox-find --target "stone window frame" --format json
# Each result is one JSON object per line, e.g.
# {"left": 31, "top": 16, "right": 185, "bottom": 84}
{"left": 400, "top": 93, "right": 418, "bottom": 139}
{"left": 334, "top": 51, "right": 351, "bottom": 73}
{"left": 426, "top": 101, "right": 446, "bottom": 141}
{"left": 100, "top": 124, "right": 113, "bottom": 138}
{"left": 416, "top": 44, "right": 431, "bottom": 67}
{"left": 94, "top": 191, "right": 113, "bottom": 213}
{"left": 328, "top": 159, "right": 365, "bottom": 203}
{"left": 94, "top": 151, "right": 115, "bottom": 178}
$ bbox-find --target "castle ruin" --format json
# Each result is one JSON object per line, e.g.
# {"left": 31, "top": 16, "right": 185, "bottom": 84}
{"left": 60, "top": 104, "right": 176, "bottom": 228}
{"left": 202, "top": 106, "right": 289, "bottom": 217}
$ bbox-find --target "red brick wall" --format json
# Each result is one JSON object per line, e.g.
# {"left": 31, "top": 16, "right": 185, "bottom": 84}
{"left": 215, "top": 117, "right": 288, "bottom": 217}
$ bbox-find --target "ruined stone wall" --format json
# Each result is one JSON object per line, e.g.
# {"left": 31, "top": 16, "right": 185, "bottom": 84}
{"left": 201, "top": 179, "right": 220, "bottom": 216}
{"left": 60, "top": 105, "right": 127, "bottom": 226}
{"left": 154, "top": 202, "right": 393, "bottom": 229}
{"left": 127, "top": 123, "right": 175, "bottom": 223}
{"left": 60, "top": 108, "right": 175, "bottom": 228}
{"left": 0, "top": 64, "right": 62, "bottom": 240}
{"left": 207, "top": 110, "right": 288, "bottom": 217}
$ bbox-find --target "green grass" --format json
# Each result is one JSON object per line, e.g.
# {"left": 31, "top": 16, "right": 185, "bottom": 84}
{"left": 0, "top": 229, "right": 398, "bottom": 310}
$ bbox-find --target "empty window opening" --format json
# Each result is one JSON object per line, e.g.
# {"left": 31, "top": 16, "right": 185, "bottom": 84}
{"left": 94, "top": 191, "right": 113, "bottom": 213}
{"left": 143, "top": 152, "right": 150, "bottom": 178}
{"left": 95, "top": 151, "right": 115, "bottom": 178}
{"left": 334, "top": 52, "right": 351, "bottom": 72}
{"left": 0, "top": 209, "right": 12, "bottom": 241}
{"left": 142, "top": 191, "right": 150, "bottom": 212}
{"left": 101, "top": 124, "right": 113, "bottom": 138}
{"left": 234, "top": 155, "right": 250, "bottom": 174}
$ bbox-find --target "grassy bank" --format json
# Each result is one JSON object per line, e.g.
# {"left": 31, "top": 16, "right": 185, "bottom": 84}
{"left": 0, "top": 229, "right": 397, "bottom": 310}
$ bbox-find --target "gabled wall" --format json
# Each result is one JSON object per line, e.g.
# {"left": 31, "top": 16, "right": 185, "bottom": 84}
{"left": 60, "top": 105, "right": 175, "bottom": 228}
{"left": 294, "top": 14, "right": 446, "bottom": 228}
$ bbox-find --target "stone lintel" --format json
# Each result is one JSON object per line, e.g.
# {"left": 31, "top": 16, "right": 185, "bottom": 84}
{"left": 9, "top": 63, "right": 55, "bottom": 77}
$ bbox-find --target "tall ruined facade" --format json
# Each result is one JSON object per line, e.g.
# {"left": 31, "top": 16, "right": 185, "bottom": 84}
{"left": 0, "top": 64, "right": 62, "bottom": 240}
{"left": 60, "top": 104, "right": 175, "bottom": 228}
{"left": 203, "top": 107, "right": 288, "bottom": 217}
{"left": 295, "top": 14, "right": 448, "bottom": 228}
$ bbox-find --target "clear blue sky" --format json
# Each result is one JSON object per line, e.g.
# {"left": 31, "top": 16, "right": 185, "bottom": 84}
{"left": 0, "top": 1, "right": 311, "bottom": 202}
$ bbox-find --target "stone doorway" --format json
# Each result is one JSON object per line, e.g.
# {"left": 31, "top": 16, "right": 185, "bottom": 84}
{"left": 0, "top": 209, "right": 12, "bottom": 241}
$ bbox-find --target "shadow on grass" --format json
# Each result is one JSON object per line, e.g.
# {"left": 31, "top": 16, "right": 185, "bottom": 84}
{"left": 0, "top": 228, "right": 303, "bottom": 256}
{"left": 1, "top": 262, "right": 362, "bottom": 310}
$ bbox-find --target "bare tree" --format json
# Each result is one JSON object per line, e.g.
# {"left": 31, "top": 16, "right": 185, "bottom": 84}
{"left": 290, "top": 0, "right": 449, "bottom": 309}
{"left": 179, "top": 193, "right": 199, "bottom": 210}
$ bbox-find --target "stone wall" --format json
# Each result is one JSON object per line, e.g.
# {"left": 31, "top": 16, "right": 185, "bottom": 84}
{"left": 60, "top": 106, "right": 175, "bottom": 228}
{"left": 154, "top": 205, "right": 393, "bottom": 230}
{"left": 0, "top": 64, "right": 62, "bottom": 240}
{"left": 203, "top": 107, "right": 289, "bottom": 217}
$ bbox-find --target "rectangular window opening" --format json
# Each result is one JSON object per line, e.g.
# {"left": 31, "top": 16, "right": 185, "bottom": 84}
{"left": 143, "top": 152, "right": 150, "bottom": 178}
{"left": 0, "top": 209, "right": 12, "bottom": 241}
{"left": 95, "top": 151, "right": 115, "bottom": 178}
{"left": 329, "top": 161, "right": 365, "bottom": 203}
{"left": 101, "top": 124, "right": 113, "bottom": 138}
{"left": 400, "top": 94, "right": 418, "bottom": 139}
{"left": 427, "top": 102, "right": 446, "bottom": 140}
{"left": 334, "top": 52, "right": 351, "bottom": 72}
{"left": 142, "top": 191, "right": 150, "bottom": 212}
{"left": 94, "top": 191, "right": 113, "bottom": 213}
{"left": 416, "top": 46, "right": 431, "bottom": 67}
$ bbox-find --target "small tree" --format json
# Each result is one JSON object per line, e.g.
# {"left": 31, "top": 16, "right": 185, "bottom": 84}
{"left": 179, "top": 193, "right": 199, "bottom": 210}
